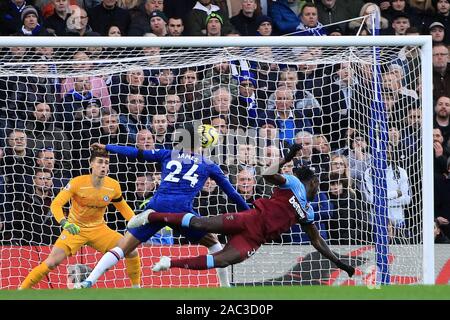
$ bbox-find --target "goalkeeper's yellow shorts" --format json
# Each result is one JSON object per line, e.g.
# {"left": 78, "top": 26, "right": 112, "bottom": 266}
{"left": 54, "top": 224, "right": 123, "bottom": 257}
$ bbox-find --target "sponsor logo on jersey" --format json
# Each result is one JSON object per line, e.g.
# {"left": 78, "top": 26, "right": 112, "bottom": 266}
{"left": 103, "top": 195, "right": 109, "bottom": 202}
{"left": 247, "top": 248, "right": 256, "bottom": 258}
{"left": 289, "top": 196, "right": 306, "bottom": 219}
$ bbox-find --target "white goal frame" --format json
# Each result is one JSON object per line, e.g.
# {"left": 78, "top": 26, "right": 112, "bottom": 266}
{"left": 0, "top": 35, "right": 434, "bottom": 285}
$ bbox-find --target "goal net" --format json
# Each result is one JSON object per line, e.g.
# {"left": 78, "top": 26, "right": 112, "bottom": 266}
{"left": 0, "top": 36, "right": 433, "bottom": 288}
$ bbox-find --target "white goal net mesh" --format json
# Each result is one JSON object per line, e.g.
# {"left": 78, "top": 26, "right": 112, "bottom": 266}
{"left": 0, "top": 42, "right": 424, "bottom": 288}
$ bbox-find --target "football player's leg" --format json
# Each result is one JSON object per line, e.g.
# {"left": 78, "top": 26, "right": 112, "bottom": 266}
{"left": 199, "top": 233, "right": 230, "bottom": 287}
{"left": 153, "top": 235, "right": 255, "bottom": 272}
{"left": 20, "top": 231, "right": 82, "bottom": 289}
{"left": 83, "top": 231, "right": 142, "bottom": 287}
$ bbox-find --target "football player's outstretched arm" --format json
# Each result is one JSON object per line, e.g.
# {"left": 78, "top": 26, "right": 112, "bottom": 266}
{"left": 91, "top": 143, "right": 167, "bottom": 163}
{"left": 303, "top": 223, "right": 355, "bottom": 277}
{"left": 262, "top": 143, "right": 303, "bottom": 186}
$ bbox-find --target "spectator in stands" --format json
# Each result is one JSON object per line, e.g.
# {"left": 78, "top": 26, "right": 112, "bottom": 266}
{"left": 127, "top": 0, "right": 155, "bottom": 36}
{"left": 88, "top": 0, "right": 131, "bottom": 35}
{"left": 25, "top": 102, "right": 72, "bottom": 167}
{"left": 62, "top": 51, "right": 111, "bottom": 110}
{"left": 119, "top": 93, "right": 152, "bottom": 144}
{"left": 131, "top": 172, "right": 157, "bottom": 210}
{"left": 228, "top": 143, "right": 258, "bottom": 184}
{"left": 163, "top": 93, "right": 192, "bottom": 130}
{"left": 364, "top": 145, "right": 412, "bottom": 244}
{"left": 235, "top": 74, "right": 262, "bottom": 127}
{"left": 235, "top": 167, "right": 262, "bottom": 206}
{"left": 0, "top": 129, "right": 35, "bottom": 243}
{"left": 151, "top": 114, "right": 173, "bottom": 149}
{"left": 107, "top": 25, "right": 122, "bottom": 36}
{"left": 209, "top": 115, "right": 235, "bottom": 166}
{"left": 327, "top": 172, "right": 359, "bottom": 244}
{"left": 295, "top": 3, "right": 327, "bottom": 36}
{"left": 434, "top": 128, "right": 448, "bottom": 176}
{"left": 109, "top": 66, "right": 150, "bottom": 114}
{"left": 43, "top": 0, "right": 71, "bottom": 35}
{"left": 230, "top": 0, "right": 260, "bottom": 36}
{"left": 432, "top": 0, "right": 450, "bottom": 36}
{"left": 312, "top": 134, "right": 331, "bottom": 175}
{"left": 388, "top": 64, "right": 419, "bottom": 99}
{"left": 268, "top": 0, "right": 299, "bottom": 35}
{"left": 0, "top": 0, "right": 37, "bottom": 35}
{"left": 176, "top": 68, "right": 204, "bottom": 117}
{"left": 167, "top": 16, "right": 184, "bottom": 36}
{"left": 149, "top": 10, "right": 168, "bottom": 36}
{"left": 432, "top": 43, "right": 450, "bottom": 100}
{"left": 205, "top": 11, "right": 224, "bottom": 36}
{"left": 255, "top": 14, "right": 272, "bottom": 35}
{"left": 35, "top": 147, "right": 70, "bottom": 191}
{"left": 387, "top": 12, "right": 411, "bottom": 35}
{"left": 60, "top": 75, "right": 93, "bottom": 129}
{"left": 434, "top": 95, "right": 450, "bottom": 142}
{"left": 22, "top": 168, "right": 60, "bottom": 245}
{"left": 316, "top": 0, "right": 356, "bottom": 34}
{"left": 185, "top": 0, "right": 233, "bottom": 36}
{"left": 428, "top": 21, "right": 447, "bottom": 44}
{"left": 262, "top": 86, "right": 313, "bottom": 145}
{"left": 65, "top": 6, "right": 92, "bottom": 36}
{"left": 384, "top": 0, "right": 418, "bottom": 26}
{"left": 435, "top": 218, "right": 450, "bottom": 243}
{"left": 17, "top": 5, "right": 52, "bottom": 35}
{"left": 348, "top": 3, "right": 389, "bottom": 35}
{"left": 202, "top": 61, "right": 239, "bottom": 99}
{"left": 196, "top": 86, "right": 248, "bottom": 130}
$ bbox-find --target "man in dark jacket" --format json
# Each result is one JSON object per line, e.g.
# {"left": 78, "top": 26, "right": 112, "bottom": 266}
{"left": 230, "top": 0, "right": 260, "bottom": 36}
{"left": 88, "top": 0, "right": 130, "bottom": 35}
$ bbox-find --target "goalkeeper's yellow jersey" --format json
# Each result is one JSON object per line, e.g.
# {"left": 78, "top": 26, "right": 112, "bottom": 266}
{"left": 50, "top": 175, "right": 134, "bottom": 228}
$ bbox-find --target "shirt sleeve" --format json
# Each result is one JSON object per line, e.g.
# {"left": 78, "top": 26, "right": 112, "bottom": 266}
{"left": 106, "top": 145, "right": 169, "bottom": 163}
{"left": 111, "top": 181, "right": 135, "bottom": 221}
{"left": 50, "top": 180, "right": 74, "bottom": 224}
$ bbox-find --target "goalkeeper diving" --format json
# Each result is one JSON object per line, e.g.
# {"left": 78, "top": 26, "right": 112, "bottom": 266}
{"left": 19, "top": 149, "right": 141, "bottom": 289}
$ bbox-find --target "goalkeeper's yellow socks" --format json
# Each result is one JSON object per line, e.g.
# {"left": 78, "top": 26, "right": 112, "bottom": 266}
{"left": 19, "top": 262, "right": 52, "bottom": 289}
{"left": 125, "top": 255, "right": 141, "bottom": 288}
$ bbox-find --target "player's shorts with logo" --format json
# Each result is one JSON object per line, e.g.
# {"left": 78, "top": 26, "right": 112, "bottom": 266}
{"left": 54, "top": 224, "right": 123, "bottom": 256}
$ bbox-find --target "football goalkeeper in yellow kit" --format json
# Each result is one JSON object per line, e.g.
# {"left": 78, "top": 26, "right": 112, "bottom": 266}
{"left": 19, "top": 149, "right": 141, "bottom": 289}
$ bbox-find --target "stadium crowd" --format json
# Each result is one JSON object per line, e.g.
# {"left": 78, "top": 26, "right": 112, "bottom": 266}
{"left": 0, "top": 0, "right": 449, "bottom": 247}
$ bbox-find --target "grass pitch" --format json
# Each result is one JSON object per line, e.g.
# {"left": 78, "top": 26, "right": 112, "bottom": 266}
{"left": 1, "top": 285, "right": 449, "bottom": 300}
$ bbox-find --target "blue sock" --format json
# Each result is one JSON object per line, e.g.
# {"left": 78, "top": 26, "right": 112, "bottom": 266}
{"left": 181, "top": 213, "right": 195, "bottom": 228}
{"left": 206, "top": 255, "right": 215, "bottom": 269}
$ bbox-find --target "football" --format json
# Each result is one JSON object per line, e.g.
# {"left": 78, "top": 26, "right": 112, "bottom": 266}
{"left": 198, "top": 124, "right": 219, "bottom": 148}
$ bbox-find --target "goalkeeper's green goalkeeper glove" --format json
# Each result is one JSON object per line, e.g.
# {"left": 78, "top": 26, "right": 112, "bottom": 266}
{"left": 61, "top": 219, "right": 80, "bottom": 235}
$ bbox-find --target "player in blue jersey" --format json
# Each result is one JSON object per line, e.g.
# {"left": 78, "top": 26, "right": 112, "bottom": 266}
{"left": 76, "top": 124, "right": 250, "bottom": 288}
{"left": 129, "top": 144, "right": 355, "bottom": 278}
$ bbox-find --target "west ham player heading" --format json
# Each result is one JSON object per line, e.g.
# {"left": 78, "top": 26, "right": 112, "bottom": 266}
{"left": 76, "top": 124, "right": 250, "bottom": 288}
{"left": 130, "top": 144, "right": 355, "bottom": 277}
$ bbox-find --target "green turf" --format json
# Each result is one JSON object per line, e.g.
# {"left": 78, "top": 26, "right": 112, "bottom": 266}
{"left": 1, "top": 285, "right": 449, "bottom": 300}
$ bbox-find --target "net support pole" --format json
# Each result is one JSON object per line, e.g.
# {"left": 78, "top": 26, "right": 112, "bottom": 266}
{"left": 421, "top": 38, "right": 435, "bottom": 285}
{"left": 370, "top": 9, "right": 391, "bottom": 285}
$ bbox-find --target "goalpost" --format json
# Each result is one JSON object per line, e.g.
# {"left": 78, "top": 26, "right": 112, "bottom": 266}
{"left": 0, "top": 35, "right": 434, "bottom": 288}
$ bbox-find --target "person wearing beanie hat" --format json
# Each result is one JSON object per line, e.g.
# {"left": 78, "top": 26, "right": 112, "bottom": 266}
{"left": 18, "top": 5, "right": 52, "bottom": 35}
{"left": 206, "top": 12, "right": 223, "bottom": 36}
{"left": 150, "top": 10, "right": 168, "bottom": 36}
{"left": 255, "top": 15, "right": 273, "bottom": 36}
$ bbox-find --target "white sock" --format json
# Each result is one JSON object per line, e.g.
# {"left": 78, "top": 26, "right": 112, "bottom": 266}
{"left": 85, "top": 247, "right": 124, "bottom": 285}
{"left": 208, "top": 243, "right": 230, "bottom": 288}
